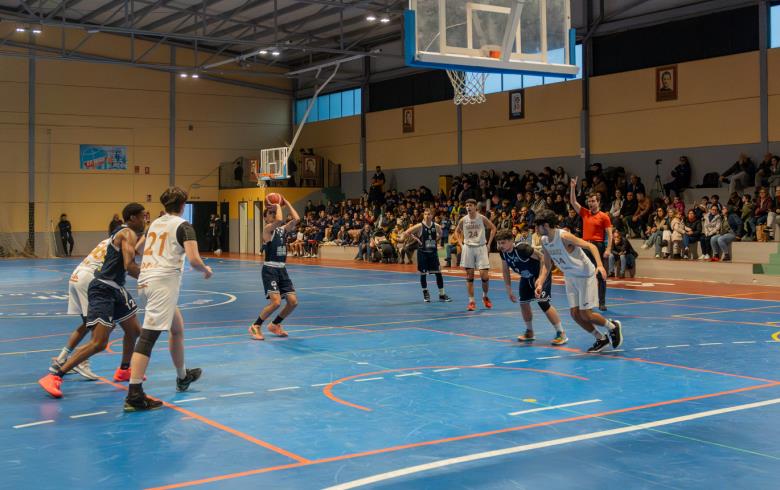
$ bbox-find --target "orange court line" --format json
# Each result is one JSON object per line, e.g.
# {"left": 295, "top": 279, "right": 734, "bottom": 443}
{"left": 323, "top": 365, "right": 589, "bottom": 412}
{"left": 95, "top": 376, "right": 310, "bottom": 464}
{"left": 146, "top": 381, "right": 780, "bottom": 490}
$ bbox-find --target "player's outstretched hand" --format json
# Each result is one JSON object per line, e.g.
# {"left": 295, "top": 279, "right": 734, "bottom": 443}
{"left": 203, "top": 265, "right": 213, "bottom": 280}
{"left": 570, "top": 176, "right": 578, "bottom": 189}
{"left": 280, "top": 195, "right": 288, "bottom": 207}
{"left": 507, "top": 291, "right": 517, "bottom": 303}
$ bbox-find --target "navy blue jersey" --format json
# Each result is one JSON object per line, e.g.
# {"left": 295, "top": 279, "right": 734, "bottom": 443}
{"left": 419, "top": 223, "right": 438, "bottom": 254}
{"left": 264, "top": 226, "right": 287, "bottom": 264}
{"left": 499, "top": 244, "right": 540, "bottom": 279}
{"left": 94, "top": 225, "right": 131, "bottom": 286}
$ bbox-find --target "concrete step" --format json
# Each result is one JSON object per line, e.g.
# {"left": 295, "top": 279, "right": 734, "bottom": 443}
{"left": 629, "top": 239, "right": 776, "bottom": 263}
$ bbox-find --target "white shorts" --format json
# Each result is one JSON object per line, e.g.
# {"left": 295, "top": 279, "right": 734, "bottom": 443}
{"left": 564, "top": 274, "right": 599, "bottom": 310}
{"left": 461, "top": 244, "right": 490, "bottom": 270}
{"left": 67, "top": 269, "right": 93, "bottom": 317}
{"left": 139, "top": 276, "right": 181, "bottom": 331}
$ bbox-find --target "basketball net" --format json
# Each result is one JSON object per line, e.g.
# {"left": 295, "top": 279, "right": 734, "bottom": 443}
{"left": 447, "top": 70, "right": 489, "bottom": 105}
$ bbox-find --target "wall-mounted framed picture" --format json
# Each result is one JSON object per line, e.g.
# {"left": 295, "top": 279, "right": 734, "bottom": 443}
{"left": 508, "top": 89, "right": 525, "bottom": 120}
{"left": 656, "top": 65, "right": 678, "bottom": 102}
{"left": 402, "top": 106, "right": 415, "bottom": 133}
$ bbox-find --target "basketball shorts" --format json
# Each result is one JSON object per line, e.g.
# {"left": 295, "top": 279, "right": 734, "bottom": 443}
{"left": 86, "top": 280, "right": 137, "bottom": 329}
{"left": 67, "top": 269, "right": 94, "bottom": 317}
{"left": 564, "top": 274, "right": 599, "bottom": 310}
{"left": 262, "top": 266, "right": 295, "bottom": 298}
{"left": 519, "top": 275, "right": 551, "bottom": 304}
{"left": 139, "top": 276, "right": 181, "bottom": 331}
{"left": 460, "top": 244, "right": 490, "bottom": 270}
{"left": 417, "top": 251, "right": 440, "bottom": 273}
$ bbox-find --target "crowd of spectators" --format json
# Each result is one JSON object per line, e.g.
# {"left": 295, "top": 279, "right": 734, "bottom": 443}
{"left": 284, "top": 154, "right": 780, "bottom": 268}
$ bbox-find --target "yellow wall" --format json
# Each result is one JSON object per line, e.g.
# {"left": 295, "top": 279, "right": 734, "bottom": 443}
{"left": 218, "top": 187, "right": 323, "bottom": 219}
{"left": 0, "top": 26, "right": 291, "bottom": 235}
{"left": 297, "top": 116, "right": 361, "bottom": 172}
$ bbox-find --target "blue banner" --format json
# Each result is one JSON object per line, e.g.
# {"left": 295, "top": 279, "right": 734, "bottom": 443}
{"left": 79, "top": 145, "right": 128, "bottom": 170}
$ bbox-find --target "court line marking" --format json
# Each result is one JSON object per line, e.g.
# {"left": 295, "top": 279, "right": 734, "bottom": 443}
{"left": 633, "top": 347, "right": 658, "bottom": 351}
{"left": 666, "top": 344, "right": 690, "bottom": 348}
{"left": 219, "top": 392, "right": 255, "bottom": 398}
{"left": 502, "top": 359, "right": 528, "bottom": 363}
{"left": 395, "top": 372, "right": 423, "bottom": 377}
{"left": 733, "top": 341, "right": 757, "bottom": 344}
{"left": 146, "top": 382, "right": 780, "bottom": 490}
{"left": 323, "top": 396, "right": 780, "bottom": 490}
{"left": 311, "top": 383, "right": 331, "bottom": 387}
{"left": 353, "top": 377, "right": 383, "bottom": 382}
{"left": 267, "top": 386, "right": 300, "bottom": 392}
{"left": 433, "top": 368, "right": 460, "bottom": 372}
{"left": 536, "top": 356, "right": 561, "bottom": 360}
{"left": 70, "top": 411, "right": 108, "bottom": 419}
{"left": 699, "top": 342, "right": 723, "bottom": 346}
{"left": 174, "top": 397, "right": 207, "bottom": 404}
{"left": 13, "top": 419, "right": 54, "bottom": 429}
{"left": 508, "top": 399, "right": 601, "bottom": 416}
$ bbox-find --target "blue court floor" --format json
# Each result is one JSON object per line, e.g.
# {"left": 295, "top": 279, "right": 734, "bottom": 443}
{"left": 2, "top": 257, "right": 780, "bottom": 490}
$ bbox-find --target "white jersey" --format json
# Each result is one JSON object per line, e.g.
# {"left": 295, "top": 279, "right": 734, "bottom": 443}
{"left": 139, "top": 214, "right": 188, "bottom": 284}
{"left": 541, "top": 229, "right": 595, "bottom": 278}
{"left": 74, "top": 238, "right": 110, "bottom": 275}
{"left": 461, "top": 213, "right": 487, "bottom": 247}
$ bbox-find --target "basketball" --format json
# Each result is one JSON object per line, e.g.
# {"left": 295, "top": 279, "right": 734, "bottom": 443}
{"left": 266, "top": 193, "right": 282, "bottom": 205}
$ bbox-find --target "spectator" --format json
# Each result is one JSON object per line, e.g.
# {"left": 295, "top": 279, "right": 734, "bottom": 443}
{"left": 701, "top": 204, "right": 722, "bottom": 260}
{"left": 109, "top": 213, "right": 123, "bottom": 235}
{"left": 371, "top": 166, "right": 386, "bottom": 192}
{"left": 642, "top": 207, "right": 670, "bottom": 258}
{"left": 751, "top": 187, "right": 772, "bottom": 242}
{"left": 626, "top": 191, "right": 651, "bottom": 238}
{"left": 756, "top": 153, "right": 773, "bottom": 189}
{"left": 671, "top": 195, "right": 685, "bottom": 216}
{"left": 626, "top": 174, "right": 646, "bottom": 196}
{"left": 694, "top": 196, "right": 710, "bottom": 220}
{"left": 741, "top": 194, "right": 755, "bottom": 240}
{"left": 553, "top": 166, "right": 569, "bottom": 187}
{"left": 209, "top": 214, "right": 223, "bottom": 254}
{"left": 720, "top": 153, "right": 755, "bottom": 194}
{"left": 682, "top": 209, "right": 702, "bottom": 259}
{"left": 663, "top": 156, "right": 692, "bottom": 197}
{"left": 769, "top": 187, "right": 780, "bottom": 242}
{"left": 354, "top": 224, "right": 372, "bottom": 261}
{"left": 234, "top": 160, "right": 243, "bottom": 184}
{"left": 608, "top": 230, "right": 637, "bottom": 278}
{"left": 609, "top": 189, "right": 624, "bottom": 232}
{"left": 58, "top": 214, "right": 74, "bottom": 257}
{"left": 560, "top": 207, "right": 582, "bottom": 236}
{"left": 767, "top": 155, "right": 780, "bottom": 196}
{"left": 710, "top": 207, "right": 736, "bottom": 262}
{"left": 667, "top": 209, "right": 685, "bottom": 258}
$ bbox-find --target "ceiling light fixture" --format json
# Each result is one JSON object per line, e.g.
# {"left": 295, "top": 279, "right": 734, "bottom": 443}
{"left": 191, "top": 73, "right": 199, "bottom": 79}
{"left": 179, "top": 73, "right": 189, "bottom": 78}
{"left": 366, "top": 14, "right": 376, "bottom": 22}
{"left": 259, "top": 50, "right": 268, "bottom": 55}
{"left": 271, "top": 50, "right": 280, "bottom": 56}
{"left": 16, "top": 27, "right": 28, "bottom": 33}
{"left": 380, "top": 16, "right": 390, "bottom": 23}
{"left": 32, "top": 28, "right": 42, "bottom": 34}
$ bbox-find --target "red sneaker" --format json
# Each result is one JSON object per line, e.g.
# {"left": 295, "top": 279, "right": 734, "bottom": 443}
{"left": 467, "top": 300, "right": 476, "bottom": 311}
{"left": 482, "top": 296, "right": 493, "bottom": 309}
{"left": 38, "top": 374, "right": 63, "bottom": 398}
{"left": 113, "top": 367, "right": 145, "bottom": 382}
{"left": 710, "top": 256, "right": 720, "bottom": 262}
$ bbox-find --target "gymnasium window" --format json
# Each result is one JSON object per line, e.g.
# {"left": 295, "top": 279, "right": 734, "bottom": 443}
{"left": 772, "top": 3, "right": 780, "bottom": 48}
{"left": 295, "top": 88, "right": 362, "bottom": 124}
{"left": 482, "top": 43, "right": 582, "bottom": 95}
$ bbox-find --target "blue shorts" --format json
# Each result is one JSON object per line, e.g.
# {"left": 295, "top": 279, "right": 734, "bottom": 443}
{"left": 86, "top": 280, "right": 137, "bottom": 329}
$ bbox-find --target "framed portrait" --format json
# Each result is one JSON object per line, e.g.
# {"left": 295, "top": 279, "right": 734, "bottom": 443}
{"left": 656, "top": 65, "right": 677, "bottom": 102}
{"left": 508, "top": 89, "right": 525, "bottom": 120}
{"left": 402, "top": 107, "right": 415, "bottom": 133}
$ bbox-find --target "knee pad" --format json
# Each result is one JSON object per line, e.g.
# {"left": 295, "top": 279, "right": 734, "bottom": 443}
{"left": 135, "top": 329, "right": 161, "bottom": 357}
{"left": 538, "top": 301, "right": 551, "bottom": 313}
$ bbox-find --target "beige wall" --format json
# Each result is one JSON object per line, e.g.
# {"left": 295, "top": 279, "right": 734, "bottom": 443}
{"left": 0, "top": 28, "right": 291, "bottom": 241}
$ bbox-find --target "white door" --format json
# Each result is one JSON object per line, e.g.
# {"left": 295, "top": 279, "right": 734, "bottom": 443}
{"left": 254, "top": 201, "right": 263, "bottom": 255}
{"left": 239, "top": 201, "right": 248, "bottom": 253}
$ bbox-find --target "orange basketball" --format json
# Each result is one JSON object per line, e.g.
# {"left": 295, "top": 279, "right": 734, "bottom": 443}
{"left": 266, "top": 193, "right": 282, "bottom": 205}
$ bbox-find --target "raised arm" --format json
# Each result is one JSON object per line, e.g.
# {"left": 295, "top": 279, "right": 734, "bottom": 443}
{"left": 569, "top": 177, "right": 582, "bottom": 214}
{"left": 282, "top": 197, "right": 300, "bottom": 233}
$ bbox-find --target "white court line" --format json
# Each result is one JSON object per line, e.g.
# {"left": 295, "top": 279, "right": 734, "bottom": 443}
{"left": 699, "top": 342, "right": 723, "bottom": 346}
{"left": 666, "top": 344, "right": 690, "bottom": 348}
{"left": 324, "top": 397, "right": 780, "bottom": 490}
{"left": 311, "top": 383, "right": 331, "bottom": 387}
{"left": 471, "top": 363, "right": 494, "bottom": 367}
{"left": 395, "top": 372, "right": 423, "bottom": 377}
{"left": 354, "top": 377, "right": 383, "bottom": 383}
{"left": 536, "top": 356, "right": 561, "bottom": 360}
{"left": 267, "top": 386, "right": 300, "bottom": 392}
{"left": 502, "top": 359, "right": 528, "bottom": 364}
{"left": 219, "top": 392, "right": 254, "bottom": 398}
{"left": 13, "top": 420, "right": 54, "bottom": 429}
{"left": 69, "top": 411, "right": 107, "bottom": 419}
{"left": 633, "top": 347, "right": 658, "bottom": 351}
{"left": 733, "top": 341, "right": 757, "bottom": 344}
{"left": 508, "top": 399, "right": 601, "bottom": 416}
{"left": 174, "top": 397, "right": 207, "bottom": 404}
{"left": 433, "top": 368, "right": 460, "bottom": 372}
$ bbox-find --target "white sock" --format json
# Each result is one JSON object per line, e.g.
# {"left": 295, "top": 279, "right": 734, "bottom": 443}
{"left": 591, "top": 329, "right": 606, "bottom": 340}
{"left": 602, "top": 319, "right": 616, "bottom": 331}
{"left": 177, "top": 365, "right": 187, "bottom": 379}
{"left": 524, "top": 319, "right": 533, "bottom": 331}
{"left": 129, "top": 377, "right": 144, "bottom": 385}
{"left": 56, "top": 347, "right": 72, "bottom": 363}
{"left": 553, "top": 322, "right": 563, "bottom": 333}
{"left": 469, "top": 296, "right": 475, "bottom": 302}
{"left": 438, "top": 288, "right": 446, "bottom": 296}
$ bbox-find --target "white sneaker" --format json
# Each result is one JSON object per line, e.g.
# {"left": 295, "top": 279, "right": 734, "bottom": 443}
{"left": 72, "top": 358, "right": 99, "bottom": 381}
{"left": 642, "top": 243, "right": 651, "bottom": 250}
{"left": 699, "top": 254, "right": 709, "bottom": 260}
{"left": 654, "top": 253, "right": 660, "bottom": 258}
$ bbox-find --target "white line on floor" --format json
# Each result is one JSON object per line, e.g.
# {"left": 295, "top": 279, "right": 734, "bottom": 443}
{"left": 433, "top": 368, "right": 460, "bottom": 372}
{"left": 219, "top": 392, "right": 254, "bottom": 398}
{"left": 311, "top": 383, "right": 331, "bottom": 387}
{"left": 536, "top": 356, "right": 561, "bottom": 360}
{"left": 395, "top": 372, "right": 423, "bottom": 377}
{"left": 666, "top": 344, "right": 690, "bottom": 348}
{"left": 634, "top": 346, "right": 658, "bottom": 350}
{"left": 13, "top": 420, "right": 54, "bottom": 429}
{"left": 174, "top": 397, "right": 207, "bottom": 403}
{"left": 354, "top": 377, "right": 383, "bottom": 382}
{"left": 699, "top": 342, "right": 723, "bottom": 346}
{"left": 733, "top": 341, "right": 757, "bottom": 344}
{"left": 267, "top": 386, "right": 300, "bottom": 392}
{"left": 324, "top": 397, "right": 780, "bottom": 490}
{"left": 611, "top": 349, "right": 625, "bottom": 353}
{"left": 508, "top": 399, "right": 602, "bottom": 416}
{"left": 502, "top": 359, "right": 528, "bottom": 364}
{"left": 471, "top": 363, "right": 494, "bottom": 367}
{"left": 69, "top": 411, "right": 107, "bottom": 419}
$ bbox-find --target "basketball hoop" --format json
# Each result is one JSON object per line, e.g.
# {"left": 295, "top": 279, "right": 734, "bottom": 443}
{"left": 446, "top": 70, "right": 489, "bottom": 105}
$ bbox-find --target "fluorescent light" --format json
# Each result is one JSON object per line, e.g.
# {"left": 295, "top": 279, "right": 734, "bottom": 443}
{"left": 259, "top": 50, "right": 268, "bottom": 55}
{"left": 366, "top": 15, "right": 376, "bottom": 22}
{"left": 271, "top": 50, "right": 280, "bottom": 56}
{"left": 32, "top": 28, "right": 42, "bottom": 34}
{"left": 179, "top": 73, "right": 188, "bottom": 78}
{"left": 380, "top": 17, "right": 390, "bottom": 23}
{"left": 191, "top": 73, "right": 199, "bottom": 79}
{"left": 16, "top": 27, "right": 27, "bottom": 33}
{"left": 87, "top": 28, "right": 100, "bottom": 34}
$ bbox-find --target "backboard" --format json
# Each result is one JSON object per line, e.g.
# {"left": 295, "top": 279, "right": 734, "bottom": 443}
{"left": 405, "top": 0, "right": 578, "bottom": 77}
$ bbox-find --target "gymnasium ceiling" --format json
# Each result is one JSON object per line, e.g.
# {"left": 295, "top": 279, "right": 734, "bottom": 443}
{"left": 0, "top": 0, "right": 762, "bottom": 94}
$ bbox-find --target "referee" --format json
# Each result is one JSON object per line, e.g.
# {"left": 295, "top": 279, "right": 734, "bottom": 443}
{"left": 570, "top": 177, "right": 612, "bottom": 310}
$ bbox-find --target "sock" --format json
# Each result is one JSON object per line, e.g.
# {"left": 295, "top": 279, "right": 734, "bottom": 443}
{"left": 54, "top": 369, "right": 65, "bottom": 378}
{"left": 272, "top": 315, "right": 285, "bottom": 325}
{"left": 128, "top": 382, "right": 143, "bottom": 396}
{"left": 438, "top": 288, "right": 446, "bottom": 297}
{"left": 553, "top": 322, "right": 564, "bottom": 333}
{"left": 602, "top": 319, "right": 616, "bottom": 331}
{"left": 469, "top": 296, "right": 475, "bottom": 302}
{"left": 254, "top": 316, "right": 264, "bottom": 327}
{"left": 435, "top": 273, "right": 444, "bottom": 290}
{"left": 524, "top": 319, "right": 533, "bottom": 332}
{"left": 176, "top": 365, "right": 187, "bottom": 379}
{"left": 120, "top": 362, "right": 130, "bottom": 370}
{"left": 591, "top": 329, "right": 606, "bottom": 340}
{"left": 56, "top": 346, "right": 72, "bottom": 363}
{"left": 420, "top": 275, "right": 428, "bottom": 290}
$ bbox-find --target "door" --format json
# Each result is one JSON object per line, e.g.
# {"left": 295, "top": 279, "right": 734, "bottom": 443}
{"left": 239, "top": 201, "right": 248, "bottom": 253}
{"left": 189, "top": 201, "right": 217, "bottom": 251}
{"left": 254, "top": 201, "right": 263, "bottom": 255}
{"left": 220, "top": 201, "right": 230, "bottom": 252}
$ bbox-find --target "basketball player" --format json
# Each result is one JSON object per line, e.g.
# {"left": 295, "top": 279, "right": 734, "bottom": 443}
{"left": 249, "top": 195, "right": 300, "bottom": 340}
{"left": 496, "top": 229, "right": 567, "bottom": 345}
{"left": 455, "top": 198, "right": 496, "bottom": 311}
{"left": 38, "top": 203, "right": 146, "bottom": 398}
{"left": 400, "top": 208, "right": 452, "bottom": 303}
{"left": 569, "top": 177, "right": 612, "bottom": 310}
{"left": 124, "top": 187, "right": 213, "bottom": 411}
{"left": 534, "top": 209, "right": 623, "bottom": 353}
